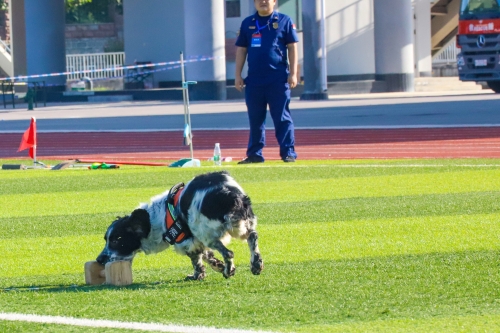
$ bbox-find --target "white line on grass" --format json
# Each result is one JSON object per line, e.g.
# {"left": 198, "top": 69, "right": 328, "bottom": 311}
{"left": 322, "top": 164, "right": 500, "bottom": 168}
{"left": 230, "top": 164, "right": 500, "bottom": 168}
{"left": 0, "top": 313, "right": 276, "bottom": 333}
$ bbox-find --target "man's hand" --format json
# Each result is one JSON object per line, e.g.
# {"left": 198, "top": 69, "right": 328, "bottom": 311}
{"left": 287, "top": 43, "right": 298, "bottom": 89}
{"left": 288, "top": 73, "right": 298, "bottom": 89}
{"left": 235, "top": 47, "right": 248, "bottom": 92}
{"left": 235, "top": 76, "right": 245, "bottom": 92}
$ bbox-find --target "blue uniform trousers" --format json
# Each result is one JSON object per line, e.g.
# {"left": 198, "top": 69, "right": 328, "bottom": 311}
{"left": 244, "top": 80, "right": 297, "bottom": 161}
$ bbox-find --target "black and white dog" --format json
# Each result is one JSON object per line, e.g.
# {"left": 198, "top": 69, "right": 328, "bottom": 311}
{"left": 96, "top": 171, "right": 263, "bottom": 280}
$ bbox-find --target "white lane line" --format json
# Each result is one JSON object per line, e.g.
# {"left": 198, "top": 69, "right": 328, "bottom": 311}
{"left": 0, "top": 313, "right": 276, "bottom": 333}
{"left": 1, "top": 124, "right": 500, "bottom": 134}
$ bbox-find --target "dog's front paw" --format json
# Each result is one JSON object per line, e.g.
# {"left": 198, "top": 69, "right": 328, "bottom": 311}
{"left": 251, "top": 254, "right": 263, "bottom": 275}
{"left": 223, "top": 265, "right": 236, "bottom": 279}
{"left": 185, "top": 272, "right": 206, "bottom": 281}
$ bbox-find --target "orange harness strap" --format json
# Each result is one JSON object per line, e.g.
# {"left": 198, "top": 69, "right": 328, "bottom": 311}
{"left": 163, "top": 185, "right": 192, "bottom": 244}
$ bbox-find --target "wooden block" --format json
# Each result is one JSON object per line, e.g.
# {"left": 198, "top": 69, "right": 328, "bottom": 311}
{"left": 105, "top": 261, "right": 133, "bottom": 286}
{"left": 84, "top": 261, "right": 105, "bottom": 285}
{"left": 2, "top": 164, "right": 27, "bottom": 170}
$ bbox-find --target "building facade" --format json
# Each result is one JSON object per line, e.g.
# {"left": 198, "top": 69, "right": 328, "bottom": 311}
{"left": 1, "top": 0, "right": 432, "bottom": 97}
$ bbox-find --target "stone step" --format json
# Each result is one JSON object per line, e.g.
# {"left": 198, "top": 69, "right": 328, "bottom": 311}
{"left": 326, "top": 80, "right": 387, "bottom": 95}
{"left": 415, "top": 77, "right": 473, "bottom": 84}
{"left": 300, "top": 77, "right": 485, "bottom": 95}
{"left": 416, "top": 85, "right": 483, "bottom": 92}
{"left": 414, "top": 77, "right": 483, "bottom": 92}
{"left": 415, "top": 76, "right": 462, "bottom": 81}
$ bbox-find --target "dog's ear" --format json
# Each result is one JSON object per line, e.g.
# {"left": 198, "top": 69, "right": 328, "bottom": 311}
{"left": 127, "top": 209, "right": 151, "bottom": 238}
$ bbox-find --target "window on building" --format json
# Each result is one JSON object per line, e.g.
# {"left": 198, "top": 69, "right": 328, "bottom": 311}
{"left": 278, "top": 0, "right": 302, "bottom": 30}
{"left": 226, "top": 0, "right": 241, "bottom": 18}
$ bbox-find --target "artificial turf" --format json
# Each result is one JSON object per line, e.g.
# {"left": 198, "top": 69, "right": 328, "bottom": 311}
{"left": 1, "top": 159, "right": 499, "bottom": 332}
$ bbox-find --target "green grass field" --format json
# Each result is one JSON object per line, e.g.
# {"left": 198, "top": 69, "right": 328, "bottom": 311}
{"left": 1, "top": 159, "right": 500, "bottom": 332}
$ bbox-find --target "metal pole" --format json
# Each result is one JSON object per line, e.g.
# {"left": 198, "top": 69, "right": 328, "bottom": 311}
{"left": 320, "top": 0, "right": 327, "bottom": 92}
{"left": 180, "top": 52, "right": 188, "bottom": 125}
{"left": 33, "top": 117, "right": 37, "bottom": 165}
{"left": 11, "top": 82, "right": 15, "bottom": 108}
{"left": 185, "top": 93, "right": 194, "bottom": 161}
{"left": 180, "top": 52, "right": 194, "bottom": 160}
{"left": 2, "top": 83, "right": 5, "bottom": 109}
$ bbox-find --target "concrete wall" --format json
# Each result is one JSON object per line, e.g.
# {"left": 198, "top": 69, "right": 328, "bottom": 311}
{"left": 123, "top": 0, "right": 185, "bottom": 84}
{"left": 225, "top": 1, "right": 251, "bottom": 37}
{"left": 224, "top": 0, "right": 375, "bottom": 81}
{"left": 65, "top": 23, "right": 123, "bottom": 54}
{"left": 65, "top": 37, "right": 119, "bottom": 54}
{"left": 326, "top": 0, "right": 375, "bottom": 80}
{"left": 61, "top": 0, "right": 381, "bottom": 85}
{"left": 414, "top": 0, "right": 432, "bottom": 77}
{"left": 225, "top": 0, "right": 254, "bottom": 79}
{"left": 118, "top": 0, "right": 431, "bottom": 89}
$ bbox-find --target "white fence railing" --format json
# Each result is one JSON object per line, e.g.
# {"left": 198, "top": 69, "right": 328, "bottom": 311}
{"left": 432, "top": 37, "right": 460, "bottom": 64}
{"left": 0, "top": 38, "right": 10, "bottom": 54}
{"left": 66, "top": 52, "right": 125, "bottom": 81}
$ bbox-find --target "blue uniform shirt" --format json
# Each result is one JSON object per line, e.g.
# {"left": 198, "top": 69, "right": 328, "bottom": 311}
{"left": 236, "top": 12, "right": 299, "bottom": 85}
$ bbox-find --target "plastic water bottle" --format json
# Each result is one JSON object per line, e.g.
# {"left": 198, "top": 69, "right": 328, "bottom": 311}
{"left": 213, "top": 143, "right": 221, "bottom": 166}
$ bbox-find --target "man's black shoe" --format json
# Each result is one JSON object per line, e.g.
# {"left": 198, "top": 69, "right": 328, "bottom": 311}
{"left": 237, "top": 156, "right": 264, "bottom": 164}
{"left": 283, "top": 156, "right": 296, "bottom": 163}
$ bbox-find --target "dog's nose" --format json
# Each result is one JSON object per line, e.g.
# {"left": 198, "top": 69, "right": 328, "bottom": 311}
{"left": 96, "top": 253, "right": 109, "bottom": 265}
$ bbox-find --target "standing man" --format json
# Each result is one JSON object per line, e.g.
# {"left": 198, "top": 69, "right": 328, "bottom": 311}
{"left": 235, "top": 0, "right": 299, "bottom": 163}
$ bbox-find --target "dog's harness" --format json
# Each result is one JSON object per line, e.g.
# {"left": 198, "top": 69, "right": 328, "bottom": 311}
{"left": 163, "top": 182, "right": 193, "bottom": 245}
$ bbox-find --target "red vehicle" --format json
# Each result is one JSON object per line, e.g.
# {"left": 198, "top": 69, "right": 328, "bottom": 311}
{"left": 457, "top": 0, "right": 500, "bottom": 92}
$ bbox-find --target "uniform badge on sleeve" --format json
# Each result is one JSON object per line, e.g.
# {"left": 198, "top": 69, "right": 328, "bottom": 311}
{"left": 292, "top": 24, "right": 296, "bottom": 30}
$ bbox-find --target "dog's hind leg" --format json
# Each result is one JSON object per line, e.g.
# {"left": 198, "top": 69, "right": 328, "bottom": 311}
{"left": 185, "top": 251, "right": 206, "bottom": 281}
{"left": 202, "top": 250, "right": 225, "bottom": 273}
{"left": 247, "top": 231, "right": 263, "bottom": 275}
{"left": 209, "top": 240, "right": 235, "bottom": 279}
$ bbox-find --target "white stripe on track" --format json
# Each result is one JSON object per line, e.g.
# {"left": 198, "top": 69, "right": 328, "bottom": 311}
{"left": 1, "top": 124, "right": 500, "bottom": 134}
{"left": 0, "top": 313, "right": 276, "bottom": 333}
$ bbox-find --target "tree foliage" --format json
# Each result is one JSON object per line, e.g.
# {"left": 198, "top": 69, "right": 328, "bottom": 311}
{"left": 65, "top": 0, "right": 122, "bottom": 24}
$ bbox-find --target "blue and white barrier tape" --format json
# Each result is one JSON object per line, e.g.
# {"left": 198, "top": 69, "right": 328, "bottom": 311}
{"left": 1, "top": 65, "right": 182, "bottom": 88}
{"left": 0, "top": 55, "right": 224, "bottom": 82}
{"left": 89, "top": 64, "right": 182, "bottom": 82}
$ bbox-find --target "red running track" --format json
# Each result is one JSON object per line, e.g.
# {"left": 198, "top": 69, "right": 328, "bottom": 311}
{"left": 1, "top": 127, "right": 500, "bottom": 161}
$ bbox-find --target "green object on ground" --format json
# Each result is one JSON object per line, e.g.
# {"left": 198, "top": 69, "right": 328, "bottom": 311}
{"left": 89, "top": 163, "right": 119, "bottom": 169}
{"left": 25, "top": 88, "right": 35, "bottom": 110}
